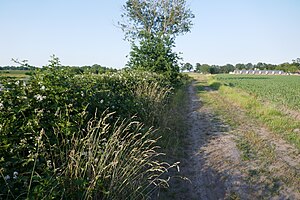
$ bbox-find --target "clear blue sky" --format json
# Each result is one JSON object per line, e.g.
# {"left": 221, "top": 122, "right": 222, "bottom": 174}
{"left": 1, "top": 0, "right": 300, "bottom": 68}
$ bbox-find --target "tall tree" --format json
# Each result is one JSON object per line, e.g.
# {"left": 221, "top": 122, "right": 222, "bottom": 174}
{"left": 195, "top": 63, "right": 201, "bottom": 72}
{"left": 181, "top": 62, "right": 193, "bottom": 72}
{"left": 120, "top": 0, "right": 194, "bottom": 81}
{"left": 128, "top": 33, "right": 180, "bottom": 78}
{"left": 219, "top": 64, "right": 234, "bottom": 73}
{"left": 198, "top": 64, "right": 211, "bottom": 74}
{"left": 245, "top": 63, "right": 253, "bottom": 70}
{"left": 235, "top": 63, "right": 245, "bottom": 70}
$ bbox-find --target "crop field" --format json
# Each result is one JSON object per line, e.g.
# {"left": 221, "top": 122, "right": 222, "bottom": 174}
{"left": 215, "top": 75, "right": 300, "bottom": 111}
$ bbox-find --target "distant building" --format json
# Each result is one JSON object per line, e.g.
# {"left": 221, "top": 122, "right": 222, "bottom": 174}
{"left": 232, "top": 70, "right": 287, "bottom": 75}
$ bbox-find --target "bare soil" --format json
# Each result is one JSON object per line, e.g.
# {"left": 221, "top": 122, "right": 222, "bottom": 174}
{"left": 156, "top": 82, "right": 300, "bottom": 200}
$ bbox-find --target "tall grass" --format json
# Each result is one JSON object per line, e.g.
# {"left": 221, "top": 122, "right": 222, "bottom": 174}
{"left": 1, "top": 112, "right": 173, "bottom": 199}
{"left": 58, "top": 112, "right": 171, "bottom": 199}
{"left": 133, "top": 81, "right": 172, "bottom": 125}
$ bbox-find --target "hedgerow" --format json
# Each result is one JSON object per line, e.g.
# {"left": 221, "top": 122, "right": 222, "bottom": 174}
{"left": 0, "top": 59, "right": 179, "bottom": 199}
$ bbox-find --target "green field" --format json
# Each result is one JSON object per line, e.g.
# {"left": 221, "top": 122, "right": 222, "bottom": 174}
{"left": 0, "top": 70, "right": 30, "bottom": 78}
{"left": 215, "top": 75, "right": 300, "bottom": 111}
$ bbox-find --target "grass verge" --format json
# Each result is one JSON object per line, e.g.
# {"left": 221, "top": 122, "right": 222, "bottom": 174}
{"left": 153, "top": 78, "right": 191, "bottom": 198}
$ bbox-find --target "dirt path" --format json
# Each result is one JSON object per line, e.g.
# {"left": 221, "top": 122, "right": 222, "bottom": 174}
{"left": 157, "top": 81, "right": 300, "bottom": 199}
{"left": 158, "top": 83, "right": 246, "bottom": 199}
{"left": 179, "top": 83, "right": 253, "bottom": 199}
{"left": 176, "top": 83, "right": 227, "bottom": 199}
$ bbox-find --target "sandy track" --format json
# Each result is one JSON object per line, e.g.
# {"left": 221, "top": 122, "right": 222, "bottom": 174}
{"left": 158, "top": 83, "right": 245, "bottom": 199}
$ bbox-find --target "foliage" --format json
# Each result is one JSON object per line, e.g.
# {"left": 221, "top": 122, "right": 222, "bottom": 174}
{"left": 194, "top": 63, "right": 212, "bottom": 74}
{"left": 0, "top": 60, "right": 116, "bottom": 75}
{"left": 181, "top": 62, "right": 193, "bottom": 72}
{"left": 120, "top": 0, "right": 194, "bottom": 41}
{"left": 0, "top": 66, "right": 34, "bottom": 71}
{"left": 120, "top": 0, "right": 194, "bottom": 83}
{"left": 78, "top": 64, "right": 117, "bottom": 74}
{"left": 127, "top": 33, "right": 180, "bottom": 83}
{"left": 193, "top": 60, "right": 300, "bottom": 74}
{"left": 0, "top": 58, "right": 176, "bottom": 199}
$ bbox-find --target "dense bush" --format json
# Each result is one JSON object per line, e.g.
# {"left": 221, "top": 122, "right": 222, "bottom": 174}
{"left": 127, "top": 33, "right": 181, "bottom": 84}
{"left": 0, "top": 60, "right": 176, "bottom": 199}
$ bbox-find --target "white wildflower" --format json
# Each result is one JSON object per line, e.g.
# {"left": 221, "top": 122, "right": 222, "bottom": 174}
{"left": 4, "top": 175, "right": 10, "bottom": 180}
{"left": 82, "top": 151, "right": 87, "bottom": 156}
{"left": 15, "top": 81, "right": 20, "bottom": 85}
{"left": 20, "top": 138, "right": 27, "bottom": 144}
{"left": 13, "top": 171, "right": 18, "bottom": 179}
{"left": 40, "top": 85, "right": 46, "bottom": 90}
{"left": 0, "top": 102, "right": 3, "bottom": 110}
{"left": 34, "top": 94, "right": 46, "bottom": 101}
{"left": 47, "top": 160, "right": 52, "bottom": 169}
{"left": 37, "top": 136, "right": 42, "bottom": 141}
{"left": 100, "top": 99, "right": 104, "bottom": 104}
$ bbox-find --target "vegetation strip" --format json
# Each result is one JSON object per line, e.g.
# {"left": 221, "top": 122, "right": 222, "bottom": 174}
{"left": 0, "top": 58, "right": 189, "bottom": 199}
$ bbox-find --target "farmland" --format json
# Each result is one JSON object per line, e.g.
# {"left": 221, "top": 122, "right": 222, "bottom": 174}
{"left": 215, "top": 74, "right": 300, "bottom": 111}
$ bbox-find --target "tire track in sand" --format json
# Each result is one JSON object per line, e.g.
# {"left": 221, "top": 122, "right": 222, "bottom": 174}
{"left": 159, "top": 82, "right": 246, "bottom": 199}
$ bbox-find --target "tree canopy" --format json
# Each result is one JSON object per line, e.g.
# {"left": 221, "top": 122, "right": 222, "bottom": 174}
{"left": 181, "top": 62, "right": 193, "bottom": 72}
{"left": 120, "top": 0, "right": 194, "bottom": 41}
{"left": 120, "top": 0, "right": 194, "bottom": 83}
